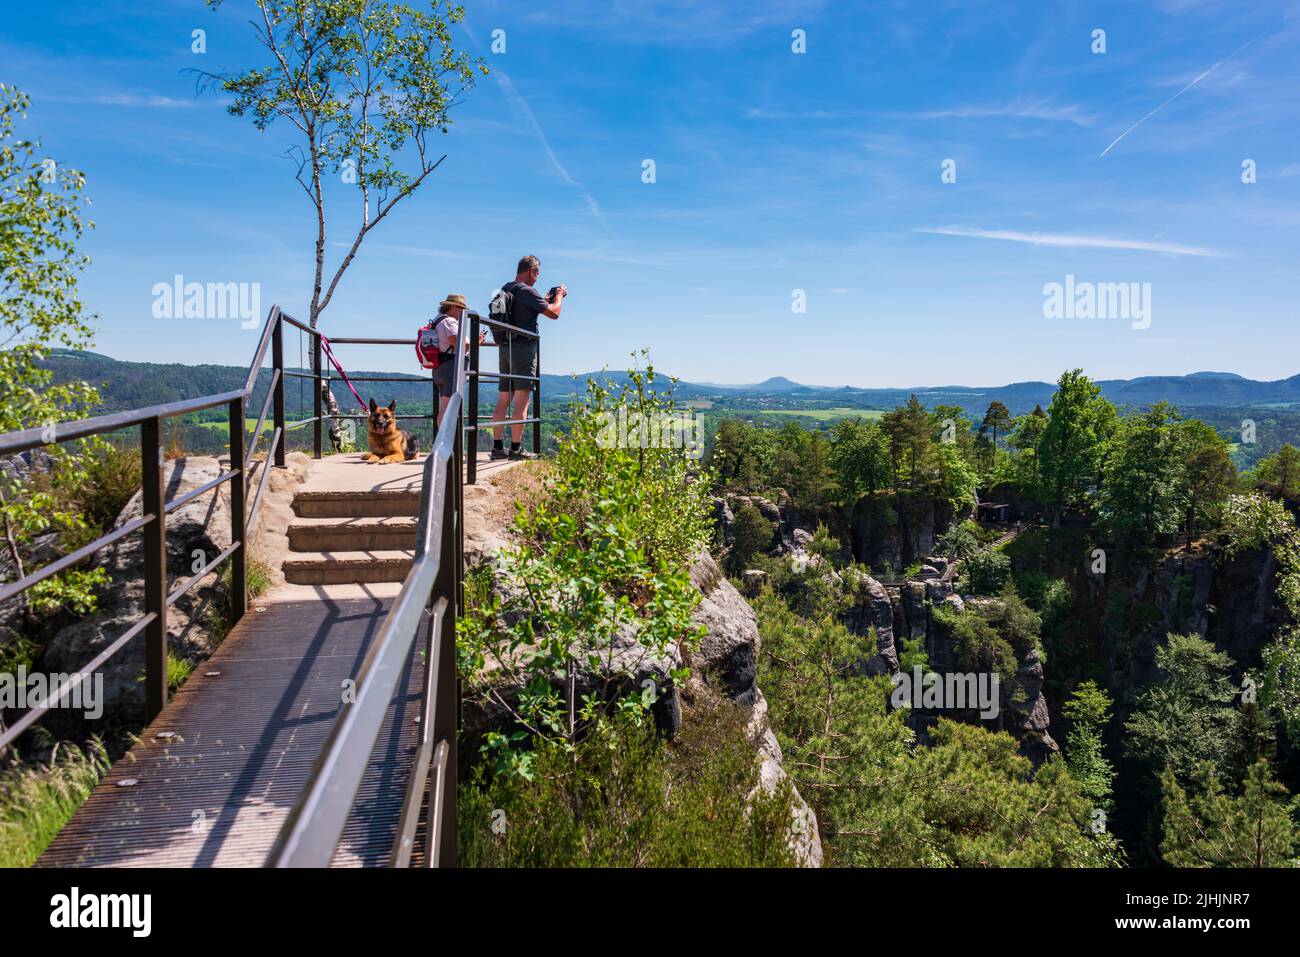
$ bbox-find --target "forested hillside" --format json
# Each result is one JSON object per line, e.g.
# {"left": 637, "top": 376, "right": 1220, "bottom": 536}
{"left": 705, "top": 369, "right": 1300, "bottom": 866}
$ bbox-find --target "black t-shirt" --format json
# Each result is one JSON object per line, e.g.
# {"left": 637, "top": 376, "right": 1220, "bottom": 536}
{"left": 504, "top": 281, "right": 548, "bottom": 336}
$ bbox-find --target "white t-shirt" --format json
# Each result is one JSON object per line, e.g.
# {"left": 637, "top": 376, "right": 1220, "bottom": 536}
{"left": 435, "top": 312, "right": 458, "bottom": 352}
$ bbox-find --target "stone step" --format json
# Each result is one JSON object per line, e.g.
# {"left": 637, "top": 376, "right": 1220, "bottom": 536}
{"left": 282, "top": 550, "right": 414, "bottom": 585}
{"left": 291, "top": 489, "right": 421, "bottom": 518}
{"left": 287, "top": 516, "right": 419, "bottom": 553}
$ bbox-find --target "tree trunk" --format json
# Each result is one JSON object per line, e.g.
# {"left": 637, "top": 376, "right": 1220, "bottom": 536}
{"left": 306, "top": 320, "right": 344, "bottom": 453}
{"left": 321, "top": 379, "right": 344, "bottom": 452}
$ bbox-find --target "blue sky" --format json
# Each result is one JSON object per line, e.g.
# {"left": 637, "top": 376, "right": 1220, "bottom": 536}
{"left": 4, "top": 0, "right": 1299, "bottom": 387}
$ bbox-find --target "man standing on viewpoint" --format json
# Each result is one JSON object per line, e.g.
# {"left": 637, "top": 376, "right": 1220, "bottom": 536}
{"left": 492, "top": 254, "right": 565, "bottom": 460}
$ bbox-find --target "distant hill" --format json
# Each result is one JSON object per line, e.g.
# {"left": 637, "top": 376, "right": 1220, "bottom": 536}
{"left": 39, "top": 349, "right": 1300, "bottom": 419}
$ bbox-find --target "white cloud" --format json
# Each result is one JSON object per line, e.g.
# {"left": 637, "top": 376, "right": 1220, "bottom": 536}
{"left": 917, "top": 226, "right": 1226, "bottom": 258}
{"left": 41, "top": 91, "right": 200, "bottom": 108}
{"left": 900, "top": 98, "right": 1097, "bottom": 127}
{"left": 748, "top": 99, "right": 1095, "bottom": 126}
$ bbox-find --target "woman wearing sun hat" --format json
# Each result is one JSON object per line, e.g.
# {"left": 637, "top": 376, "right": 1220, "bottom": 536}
{"left": 429, "top": 293, "right": 476, "bottom": 427}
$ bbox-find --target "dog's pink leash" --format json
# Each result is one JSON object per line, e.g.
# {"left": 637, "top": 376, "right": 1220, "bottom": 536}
{"left": 319, "top": 335, "right": 368, "bottom": 414}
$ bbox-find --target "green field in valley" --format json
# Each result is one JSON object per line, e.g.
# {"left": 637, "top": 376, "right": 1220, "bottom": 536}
{"left": 759, "top": 407, "right": 885, "bottom": 422}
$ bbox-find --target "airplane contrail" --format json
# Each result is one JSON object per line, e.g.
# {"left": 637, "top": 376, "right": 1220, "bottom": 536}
{"left": 461, "top": 23, "right": 610, "bottom": 232}
{"left": 1100, "top": 18, "right": 1285, "bottom": 158}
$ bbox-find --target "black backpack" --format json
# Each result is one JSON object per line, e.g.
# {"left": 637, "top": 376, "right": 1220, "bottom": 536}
{"left": 487, "top": 283, "right": 515, "bottom": 344}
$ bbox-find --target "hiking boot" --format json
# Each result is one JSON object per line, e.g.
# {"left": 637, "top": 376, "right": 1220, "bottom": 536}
{"left": 489, "top": 446, "right": 509, "bottom": 460}
{"left": 508, "top": 448, "right": 537, "bottom": 461}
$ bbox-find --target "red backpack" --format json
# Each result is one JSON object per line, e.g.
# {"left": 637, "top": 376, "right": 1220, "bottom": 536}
{"left": 415, "top": 316, "right": 449, "bottom": 369}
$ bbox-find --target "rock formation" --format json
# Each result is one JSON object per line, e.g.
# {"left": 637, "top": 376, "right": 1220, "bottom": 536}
{"left": 37, "top": 453, "right": 311, "bottom": 728}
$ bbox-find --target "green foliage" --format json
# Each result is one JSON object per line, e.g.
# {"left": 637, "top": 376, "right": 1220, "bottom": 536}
{"left": 709, "top": 418, "right": 775, "bottom": 492}
{"left": 1007, "top": 404, "right": 1048, "bottom": 492}
{"left": 807, "top": 522, "right": 840, "bottom": 564}
{"left": 1015, "top": 570, "right": 1073, "bottom": 644}
{"left": 1125, "top": 634, "right": 1242, "bottom": 789}
{"left": 457, "top": 703, "right": 796, "bottom": 867}
{"left": 554, "top": 362, "right": 714, "bottom": 571}
{"left": 756, "top": 588, "right": 1120, "bottom": 866}
{"left": 0, "top": 738, "right": 110, "bottom": 868}
{"left": 136, "top": 651, "right": 194, "bottom": 695}
{"left": 1160, "top": 760, "right": 1299, "bottom": 867}
{"left": 728, "top": 501, "right": 774, "bottom": 573}
{"left": 1252, "top": 443, "right": 1300, "bottom": 502}
{"left": 1037, "top": 370, "right": 1117, "bottom": 520}
{"left": 206, "top": 0, "right": 485, "bottom": 329}
{"left": 204, "top": 558, "right": 274, "bottom": 644}
{"left": 1179, "top": 418, "right": 1237, "bottom": 539}
{"left": 1099, "top": 403, "right": 1187, "bottom": 542}
{"left": 978, "top": 400, "right": 1013, "bottom": 464}
{"left": 880, "top": 395, "right": 936, "bottom": 491}
{"left": 1062, "top": 680, "right": 1116, "bottom": 815}
{"left": 1216, "top": 494, "right": 1300, "bottom": 629}
{"left": 1256, "top": 631, "right": 1300, "bottom": 744}
{"left": 933, "top": 441, "right": 978, "bottom": 512}
{"left": 933, "top": 600, "right": 1018, "bottom": 684}
{"left": 769, "top": 422, "right": 837, "bottom": 514}
{"left": 459, "top": 362, "right": 709, "bottom": 772}
{"left": 0, "top": 85, "right": 98, "bottom": 435}
{"left": 73, "top": 442, "right": 142, "bottom": 533}
{"left": 827, "top": 416, "right": 892, "bottom": 502}
{"left": 896, "top": 635, "right": 929, "bottom": 672}
{"left": 936, "top": 519, "right": 983, "bottom": 562}
{"left": 0, "top": 84, "right": 108, "bottom": 615}
{"left": 961, "top": 546, "right": 1011, "bottom": 595}
{"left": 1098, "top": 404, "right": 1239, "bottom": 544}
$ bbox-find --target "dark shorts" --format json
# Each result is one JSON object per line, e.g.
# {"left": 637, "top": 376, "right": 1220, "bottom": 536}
{"left": 432, "top": 357, "right": 455, "bottom": 396}
{"left": 498, "top": 339, "right": 538, "bottom": 392}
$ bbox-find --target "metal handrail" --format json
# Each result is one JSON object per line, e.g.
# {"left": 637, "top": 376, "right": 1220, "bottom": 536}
{"left": 3, "top": 301, "right": 478, "bottom": 864}
{"left": 268, "top": 312, "right": 471, "bottom": 869}
{"left": 466, "top": 311, "right": 543, "bottom": 484}
{"left": 0, "top": 305, "right": 295, "bottom": 750}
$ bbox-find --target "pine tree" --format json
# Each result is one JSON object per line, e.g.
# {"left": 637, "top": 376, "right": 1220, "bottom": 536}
{"left": 1062, "top": 680, "right": 1116, "bottom": 814}
{"left": 1160, "top": 759, "right": 1298, "bottom": 867}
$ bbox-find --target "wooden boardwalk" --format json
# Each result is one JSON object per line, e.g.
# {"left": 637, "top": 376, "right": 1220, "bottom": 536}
{"left": 38, "top": 451, "right": 515, "bottom": 868}
{"left": 39, "top": 595, "right": 427, "bottom": 867}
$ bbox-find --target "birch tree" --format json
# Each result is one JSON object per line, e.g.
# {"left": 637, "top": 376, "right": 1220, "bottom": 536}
{"left": 202, "top": 0, "right": 485, "bottom": 448}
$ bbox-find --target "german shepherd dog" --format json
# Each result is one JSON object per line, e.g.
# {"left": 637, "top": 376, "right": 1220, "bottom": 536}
{"left": 363, "top": 398, "right": 419, "bottom": 463}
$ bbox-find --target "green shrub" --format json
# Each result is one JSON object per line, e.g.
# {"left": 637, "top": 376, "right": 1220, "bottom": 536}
{"left": 933, "top": 601, "right": 1018, "bottom": 684}
{"left": 458, "top": 702, "right": 796, "bottom": 867}
{"left": 459, "top": 358, "right": 710, "bottom": 777}
{"left": 729, "top": 501, "right": 774, "bottom": 573}
{"left": 936, "top": 519, "right": 983, "bottom": 561}
{"left": 962, "top": 546, "right": 1011, "bottom": 594}
{"left": 75, "top": 442, "right": 142, "bottom": 533}
{"left": 548, "top": 360, "right": 713, "bottom": 571}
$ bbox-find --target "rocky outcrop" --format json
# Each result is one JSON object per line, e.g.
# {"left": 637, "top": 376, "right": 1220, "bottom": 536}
{"left": 712, "top": 490, "right": 958, "bottom": 576}
{"left": 840, "top": 567, "right": 900, "bottom": 676}
{"left": 684, "top": 550, "right": 823, "bottom": 866}
{"left": 917, "top": 590, "right": 1060, "bottom": 766}
{"left": 37, "top": 453, "right": 311, "bottom": 728}
{"left": 1102, "top": 544, "right": 1285, "bottom": 697}
{"left": 459, "top": 500, "right": 824, "bottom": 866}
{"left": 847, "top": 495, "right": 956, "bottom": 575}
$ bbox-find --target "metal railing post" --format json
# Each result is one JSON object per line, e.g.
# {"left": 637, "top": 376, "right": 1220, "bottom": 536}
{"left": 453, "top": 399, "right": 465, "bottom": 734}
{"left": 433, "top": 446, "right": 459, "bottom": 867}
{"left": 229, "top": 397, "right": 247, "bottom": 624}
{"left": 272, "top": 316, "right": 287, "bottom": 467}
{"left": 312, "top": 331, "right": 323, "bottom": 459}
{"left": 141, "top": 416, "right": 168, "bottom": 720}
{"left": 533, "top": 337, "right": 542, "bottom": 456}
{"left": 467, "top": 313, "right": 480, "bottom": 485}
